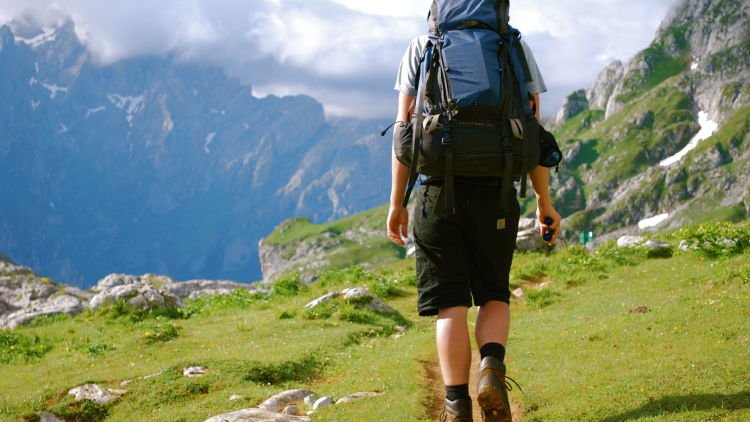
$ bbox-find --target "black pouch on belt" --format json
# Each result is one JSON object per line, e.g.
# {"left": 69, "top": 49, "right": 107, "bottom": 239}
{"left": 393, "top": 121, "right": 414, "bottom": 167}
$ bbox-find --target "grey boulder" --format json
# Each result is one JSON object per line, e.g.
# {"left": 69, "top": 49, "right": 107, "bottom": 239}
{"left": 68, "top": 384, "right": 127, "bottom": 404}
{"left": 204, "top": 408, "right": 310, "bottom": 422}
{"left": 260, "top": 389, "right": 316, "bottom": 413}
{"left": 89, "top": 282, "right": 182, "bottom": 311}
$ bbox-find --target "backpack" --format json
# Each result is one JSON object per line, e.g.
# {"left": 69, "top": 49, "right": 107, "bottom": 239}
{"left": 396, "top": 0, "right": 540, "bottom": 215}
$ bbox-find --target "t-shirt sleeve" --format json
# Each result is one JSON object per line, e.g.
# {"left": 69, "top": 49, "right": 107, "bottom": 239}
{"left": 394, "top": 36, "right": 426, "bottom": 97}
{"left": 520, "top": 40, "right": 547, "bottom": 94}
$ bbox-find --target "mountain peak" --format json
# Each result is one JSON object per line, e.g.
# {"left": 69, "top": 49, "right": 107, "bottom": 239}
{"left": 657, "top": 0, "right": 749, "bottom": 60}
{"left": 8, "top": 17, "right": 79, "bottom": 51}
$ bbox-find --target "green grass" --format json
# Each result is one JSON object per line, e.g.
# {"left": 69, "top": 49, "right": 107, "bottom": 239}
{"left": 264, "top": 205, "right": 388, "bottom": 247}
{"left": 509, "top": 252, "right": 750, "bottom": 421}
{"left": 2, "top": 223, "right": 749, "bottom": 421}
{"left": 0, "top": 260, "right": 435, "bottom": 422}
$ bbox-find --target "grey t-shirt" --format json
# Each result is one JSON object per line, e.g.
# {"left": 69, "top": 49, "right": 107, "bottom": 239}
{"left": 394, "top": 35, "right": 547, "bottom": 97}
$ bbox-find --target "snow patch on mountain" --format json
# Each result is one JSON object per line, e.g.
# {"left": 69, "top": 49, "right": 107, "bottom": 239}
{"left": 107, "top": 94, "right": 144, "bottom": 126}
{"left": 164, "top": 115, "right": 174, "bottom": 133}
{"left": 659, "top": 111, "right": 719, "bottom": 167}
{"left": 14, "top": 27, "right": 56, "bottom": 49}
{"left": 638, "top": 213, "right": 669, "bottom": 229}
{"left": 204, "top": 132, "right": 216, "bottom": 154}
{"left": 29, "top": 76, "right": 38, "bottom": 86}
{"left": 41, "top": 82, "right": 67, "bottom": 99}
{"left": 86, "top": 106, "right": 106, "bottom": 118}
{"left": 58, "top": 123, "right": 69, "bottom": 134}
{"left": 31, "top": 100, "right": 40, "bottom": 111}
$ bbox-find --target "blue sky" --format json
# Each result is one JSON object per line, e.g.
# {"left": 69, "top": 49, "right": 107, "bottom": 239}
{"left": 0, "top": 0, "right": 678, "bottom": 118}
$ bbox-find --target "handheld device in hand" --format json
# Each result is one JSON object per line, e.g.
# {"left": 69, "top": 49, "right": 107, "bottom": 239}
{"left": 543, "top": 217, "right": 554, "bottom": 242}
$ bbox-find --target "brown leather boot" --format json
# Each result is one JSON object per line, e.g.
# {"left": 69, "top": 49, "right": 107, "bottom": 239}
{"left": 477, "top": 356, "right": 516, "bottom": 422}
{"left": 439, "top": 397, "right": 473, "bottom": 422}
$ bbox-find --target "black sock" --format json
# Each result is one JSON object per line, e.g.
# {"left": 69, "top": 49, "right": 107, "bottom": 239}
{"left": 480, "top": 342, "right": 506, "bottom": 363}
{"left": 445, "top": 384, "right": 470, "bottom": 401}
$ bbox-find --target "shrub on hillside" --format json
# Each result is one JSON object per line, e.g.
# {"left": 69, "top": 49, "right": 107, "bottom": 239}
{"left": 302, "top": 301, "right": 336, "bottom": 320}
{"left": 369, "top": 278, "right": 407, "bottom": 299}
{"left": 66, "top": 337, "right": 116, "bottom": 357}
{"left": 316, "top": 266, "right": 380, "bottom": 288}
{"left": 676, "top": 222, "right": 750, "bottom": 257}
{"left": 91, "top": 299, "right": 185, "bottom": 322}
{"left": 140, "top": 320, "right": 181, "bottom": 344}
{"left": 243, "top": 354, "right": 322, "bottom": 385}
{"left": 595, "top": 241, "right": 647, "bottom": 265}
{"left": 526, "top": 288, "right": 560, "bottom": 310}
{"left": 338, "top": 304, "right": 379, "bottom": 325}
{"left": 0, "top": 331, "right": 53, "bottom": 363}
{"left": 44, "top": 396, "right": 109, "bottom": 422}
{"left": 182, "top": 289, "right": 267, "bottom": 317}
{"left": 271, "top": 274, "right": 307, "bottom": 297}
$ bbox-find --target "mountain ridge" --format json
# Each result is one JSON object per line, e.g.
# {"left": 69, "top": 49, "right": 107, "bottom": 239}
{"left": 547, "top": 0, "right": 749, "bottom": 242}
{"left": 0, "top": 20, "right": 390, "bottom": 287}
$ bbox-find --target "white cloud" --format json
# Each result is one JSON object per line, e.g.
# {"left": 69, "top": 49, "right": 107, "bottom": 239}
{"left": 329, "top": 0, "right": 431, "bottom": 18}
{"left": 0, "top": 0, "right": 679, "bottom": 118}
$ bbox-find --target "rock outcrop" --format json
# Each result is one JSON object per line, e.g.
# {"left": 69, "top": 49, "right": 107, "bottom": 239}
{"left": 555, "top": 89, "right": 589, "bottom": 124}
{"left": 89, "top": 282, "right": 183, "bottom": 311}
{"left": 205, "top": 388, "right": 382, "bottom": 422}
{"left": 68, "top": 384, "right": 127, "bottom": 404}
{"left": 587, "top": 60, "right": 624, "bottom": 110}
{"left": 515, "top": 218, "right": 551, "bottom": 252}
{"left": 0, "top": 257, "right": 88, "bottom": 329}
{"left": 204, "top": 408, "right": 310, "bottom": 422}
{"left": 605, "top": 0, "right": 749, "bottom": 121}
{"left": 1, "top": 254, "right": 265, "bottom": 329}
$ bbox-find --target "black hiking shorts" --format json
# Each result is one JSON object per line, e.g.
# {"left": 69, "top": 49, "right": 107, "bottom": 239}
{"left": 413, "top": 179, "right": 520, "bottom": 316}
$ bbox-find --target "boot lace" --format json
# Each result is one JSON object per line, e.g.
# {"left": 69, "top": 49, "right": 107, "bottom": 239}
{"left": 504, "top": 374, "right": 524, "bottom": 393}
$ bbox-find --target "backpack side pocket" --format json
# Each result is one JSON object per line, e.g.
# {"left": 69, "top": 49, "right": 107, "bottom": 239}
{"left": 393, "top": 121, "right": 414, "bottom": 167}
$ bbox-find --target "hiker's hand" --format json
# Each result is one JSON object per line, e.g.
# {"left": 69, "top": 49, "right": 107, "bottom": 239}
{"left": 537, "top": 203, "right": 561, "bottom": 244}
{"left": 387, "top": 205, "right": 409, "bottom": 246}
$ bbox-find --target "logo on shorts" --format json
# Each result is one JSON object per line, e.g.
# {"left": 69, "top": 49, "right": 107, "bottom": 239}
{"left": 497, "top": 218, "right": 506, "bottom": 230}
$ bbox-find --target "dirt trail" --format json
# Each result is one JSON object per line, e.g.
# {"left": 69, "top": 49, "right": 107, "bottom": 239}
{"left": 424, "top": 349, "right": 523, "bottom": 421}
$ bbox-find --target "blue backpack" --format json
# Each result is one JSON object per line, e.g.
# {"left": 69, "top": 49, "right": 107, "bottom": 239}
{"left": 396, "top": 0, "right": 540, "bottom": 215}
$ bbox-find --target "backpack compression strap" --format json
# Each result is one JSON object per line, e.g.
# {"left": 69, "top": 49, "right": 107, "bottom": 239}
{"left": 401, "top": 42, "right": 434, "bottom": 209}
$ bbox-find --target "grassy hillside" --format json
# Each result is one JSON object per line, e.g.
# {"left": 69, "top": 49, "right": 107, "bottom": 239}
{"left": 1, "top": 221, "right": 749, "bottom": 421}
{"left": 539, "top": 75, "right": 750, "bottom": 236}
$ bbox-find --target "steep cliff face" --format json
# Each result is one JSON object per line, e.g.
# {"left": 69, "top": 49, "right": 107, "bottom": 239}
{"left": 548, "top": 0, "right": 749, "bottom": 240}
{"left": 602, "top": 0, "right": 749, "bottom": 120}
{"left": 0, "top": 21, "right": 390, "bottom": 287}
{"left": 587, "top": 60, "right": 624, "bottom": 111}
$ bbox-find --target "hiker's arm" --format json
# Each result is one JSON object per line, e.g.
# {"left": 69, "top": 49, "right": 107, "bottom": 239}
{"left": 530, "top": 165, "right": 561, "bottom": 244}
{"left": 530, "top": 93, "right": 541, "bottom": 122}
{"left": 387, "top": 92, "right": 415, "bottom": 245}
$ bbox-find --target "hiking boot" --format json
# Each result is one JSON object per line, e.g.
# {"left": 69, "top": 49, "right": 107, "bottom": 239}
{"left": 439, "top": 397, "right": 473, "bottom": 422}
{"left": 477, "top": 356, "right": 521, "bottom": 422}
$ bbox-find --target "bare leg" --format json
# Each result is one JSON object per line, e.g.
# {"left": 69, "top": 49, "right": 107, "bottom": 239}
{"left": 436, "top": 306, "right": 471, "bottom": 385}
{"left": 475, "top": 300, "right": 510, "bottom": 349}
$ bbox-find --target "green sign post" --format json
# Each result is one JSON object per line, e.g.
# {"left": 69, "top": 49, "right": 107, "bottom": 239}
{"left": 579, "top": 231, "right": 594, "bottom": 244}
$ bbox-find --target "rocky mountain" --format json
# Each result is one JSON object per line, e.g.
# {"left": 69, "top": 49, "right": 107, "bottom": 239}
{"left": 0, "top": 21, "right": 390, "bottom": 287}
{"left": 548, "top": 0, "right": 749, "bottom": 240}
